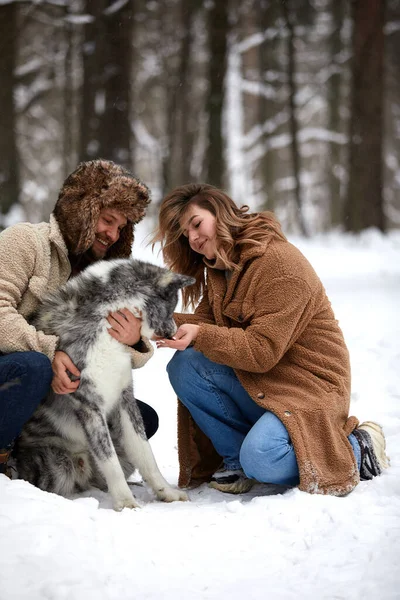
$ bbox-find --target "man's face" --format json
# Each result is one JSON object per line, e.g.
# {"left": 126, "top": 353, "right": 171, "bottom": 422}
{"left": 90, "top": 208, "right": 128, "bottom": 259}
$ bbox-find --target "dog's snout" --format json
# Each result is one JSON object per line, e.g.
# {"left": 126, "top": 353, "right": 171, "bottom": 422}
{"left": 154, "top": 322, "right": 177, "bottom": 340}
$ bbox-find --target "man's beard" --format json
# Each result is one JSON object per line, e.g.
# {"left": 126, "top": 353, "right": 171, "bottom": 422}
{"left": 70, "top": 245, "right": 107, "bottom": 276}
{"left": 86, "top": 245, "right": 105, "bottom": 260}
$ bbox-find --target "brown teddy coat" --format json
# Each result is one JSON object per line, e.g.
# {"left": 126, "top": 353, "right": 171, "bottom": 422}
{"left": 174, "top": 235, "right": 360, "bottom": 496}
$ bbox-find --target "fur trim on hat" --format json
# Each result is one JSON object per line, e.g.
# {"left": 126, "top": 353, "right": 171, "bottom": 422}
{"left": 53, "top": 159, "right": 151, "bottom": 258}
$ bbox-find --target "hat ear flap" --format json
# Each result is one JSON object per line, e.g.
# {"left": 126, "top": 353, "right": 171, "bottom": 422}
{"left": 74, "top": 200, "right": 100, "bottom": 255}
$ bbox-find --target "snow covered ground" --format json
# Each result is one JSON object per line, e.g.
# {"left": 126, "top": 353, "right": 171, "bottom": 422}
{"left": 1, "top": 227, "right": 400, "bottom": 600}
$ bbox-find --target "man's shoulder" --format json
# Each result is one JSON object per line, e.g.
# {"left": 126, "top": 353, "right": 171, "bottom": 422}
{"left": 1, "top": 219, "right": 49, "bottom": 234}
{"left": 0, "top": 220, "right": 50, "bottom": 247}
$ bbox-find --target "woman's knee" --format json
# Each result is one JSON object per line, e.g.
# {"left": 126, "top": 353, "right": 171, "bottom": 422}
{"left": 166, "top": 348, "right": 216, "bottom": 410}
{"left": 239, "top": 412, "right": 298, "bottom": 484}
{"left": 239, "top": 430, "right": 271, "bottom": 479}
{"left": 166, "top": 347, "right": 199, "bottom": 388}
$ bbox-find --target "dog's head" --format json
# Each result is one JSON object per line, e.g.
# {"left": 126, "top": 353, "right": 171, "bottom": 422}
{"left": 61, "top": 258, "right": 195, "bottom": 341}
{"left": 138, "top": 267, "right": 195, "bottom": 340}
{"left": 107, "top": 260, "right": 195, "bottom": 340}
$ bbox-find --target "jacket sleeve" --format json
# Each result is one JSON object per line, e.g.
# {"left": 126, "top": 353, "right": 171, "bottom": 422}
{"left": 128, "top": 336, "right": 154, "bottom": 369}
{"left": 174, "top": 289, "right": 216, "bottom": 328}
{"left": 194, "top": 276, "right": 314, "bottom": 373}
{"left": 0, "top": 224, "right": 58, "bottom": 360}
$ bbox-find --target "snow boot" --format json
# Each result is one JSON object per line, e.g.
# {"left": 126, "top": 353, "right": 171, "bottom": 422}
{"left": 353, "top": 421, "right": 390, "bottom": 480}
{"left": 208, "top": 467, "right": 256, "bottom": 494}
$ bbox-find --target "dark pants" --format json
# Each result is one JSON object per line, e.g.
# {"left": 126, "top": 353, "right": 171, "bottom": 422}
{"left": 0, "top": 351, "right": 158, "bottom": 449}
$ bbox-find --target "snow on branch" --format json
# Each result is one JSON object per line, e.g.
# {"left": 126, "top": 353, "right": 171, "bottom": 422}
{"left": 64, "top": 13, "right": 95, "bottom": 24}
{"left": 237, "top": 23, "right": 285, "bottom": 54}
{"left": 103, "top": 0, "right": 130, "bottom": 16}
{"left": 3, "top": 0, "right": 70, "bottom": 5}
{"left": 17, "top": 79, "right": 53, "bottom": 114}
{"left": 15, "top": 58, "right": 43, "bottom": 80}
{"left": 132, "top": 119, "right": 161, "bottom": 152}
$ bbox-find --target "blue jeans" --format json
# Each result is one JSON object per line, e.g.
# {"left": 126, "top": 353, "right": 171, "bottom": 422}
{"left": 0, "top": 352, "right": 53, "bottom": 449}
{"left": 167, "top": 348, "right": 361, "bottom": 486}
{"left": 0, "top": 351, "right": 159, "bottom": 450}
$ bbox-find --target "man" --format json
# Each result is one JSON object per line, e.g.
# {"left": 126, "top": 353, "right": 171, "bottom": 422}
{"left": 0, "top": 159, "right": 157, "bottom": 475}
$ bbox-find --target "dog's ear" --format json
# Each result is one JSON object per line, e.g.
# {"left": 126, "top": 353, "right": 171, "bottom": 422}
{"left": 173, "top": 274, "right": 196, "bottom": 289}
{"left": 159, "top": 272, "right": 195, "bottom": 294}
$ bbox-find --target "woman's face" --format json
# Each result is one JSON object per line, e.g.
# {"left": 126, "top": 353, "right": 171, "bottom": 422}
{"left": 179, "top": 204, "right": 217, "bottom": 259}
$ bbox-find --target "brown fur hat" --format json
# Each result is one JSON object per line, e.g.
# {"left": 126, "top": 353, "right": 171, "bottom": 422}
{"left": 53, "top": 159, "right": 151, "bottom": 258}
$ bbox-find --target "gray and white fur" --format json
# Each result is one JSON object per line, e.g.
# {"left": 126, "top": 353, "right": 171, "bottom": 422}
{"left": 16, "top": 258, "right": 194, "bottom": 511}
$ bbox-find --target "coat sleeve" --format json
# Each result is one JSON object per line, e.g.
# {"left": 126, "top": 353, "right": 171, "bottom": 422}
{"left": 194, "top": 276, "right": 314, "bottom": 373}
{"left": 174, "top": 289, "right": 216, "bottom": 328}
{"left": 128, "top": 336, "right": 154, "bottom": 369}
{"left": 0, "top": 225, "right": 59, "bottom": 360}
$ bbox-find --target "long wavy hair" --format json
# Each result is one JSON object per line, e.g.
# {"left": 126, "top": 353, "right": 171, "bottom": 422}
{"left": 152, "top": 183, "right": 286, "bottom": 309}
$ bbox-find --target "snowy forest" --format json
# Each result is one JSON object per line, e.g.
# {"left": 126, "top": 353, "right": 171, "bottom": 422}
{"left": 1, "top": 3, "right": 400, "bottom": 598}
{"left": 0, "top": 0, "right": 399, "bottom": 235}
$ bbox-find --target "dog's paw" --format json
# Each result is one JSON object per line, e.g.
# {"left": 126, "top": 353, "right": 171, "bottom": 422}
{"left": 113, "top": 495, "right": 141, "bottom": 511}
{"left": 157, "top": 487, "right": 189, "bottom": 503}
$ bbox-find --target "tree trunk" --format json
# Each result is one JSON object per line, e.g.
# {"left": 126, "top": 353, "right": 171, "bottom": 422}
{"left": 204, "top": 0, "right": 229, "bottom": 187}
{"left": 384, "top": 0, "right": 400, "bottom": 227}
{"left": 63, "top": 5, "right": 75, "bottom": 179}
{"left": 281, "top": 0, "right": 308, "bottom": 236}
{"left": 240, "top": 0, "right": 262, "bottom": 202}
{"left": 0, "top": 2, "right": 20, "bottom": 217}
{"left": 79, "top": 0, "right": 133, "bottom": 170}
{"left": 258, "top": 1, "right": 282, "bottom": 213}
{"left": 79, "top": 0, "right": 108, "bottom": 163}
{"left": 161, "top": 0, "right": 196, "bottom": 195}
{"left": 344, "top": 0, "right": 386, "bottom": 232}
{"left": 176, "top": 1, "right": 198, "bottom": 185}
{"left": 101, "top": 0, "right": 133, "bottom": 169}
{"left": 328, "top": 0, "right": 345, "bottom": 228}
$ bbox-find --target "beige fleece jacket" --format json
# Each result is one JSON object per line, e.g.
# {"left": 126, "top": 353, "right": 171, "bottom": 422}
{"left": 0, "top": 215, "right": 153, "bottom": 368}
{"left": 175, "top": 235, "right": 359, "bottom": 496}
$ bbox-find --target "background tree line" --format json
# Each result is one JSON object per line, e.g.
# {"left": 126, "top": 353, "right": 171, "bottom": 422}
{"left": 0, "top": 0, "right": 398, "bottom": 235}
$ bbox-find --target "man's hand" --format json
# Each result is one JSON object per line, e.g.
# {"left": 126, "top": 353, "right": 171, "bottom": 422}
{"left": 51, "top": 350, "right": 80, "bottom": 395}
{"left": 156, "top": 324, "right": 200, "bottom": 351}
{"left": 107, "top": 308, "right": 142, "bottom": 346}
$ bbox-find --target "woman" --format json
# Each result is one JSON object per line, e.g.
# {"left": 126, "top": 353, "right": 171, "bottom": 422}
{"left": 153, "top": 183, "right": 389, "bottom": 496}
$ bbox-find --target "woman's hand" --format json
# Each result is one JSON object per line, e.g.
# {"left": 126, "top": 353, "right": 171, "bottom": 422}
{"left": 51, "top": 350, "right": 80, "bottom": 395}
{"left": 107, "top": 308, "right": 142, "bottom": 346}
{"left": 156, "top": 324, "right": 200, "bottom": 351}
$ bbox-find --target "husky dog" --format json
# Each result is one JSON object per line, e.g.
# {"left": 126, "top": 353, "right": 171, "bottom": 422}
{"left": 16, "top": 259, "right": 194, "bottom": 511}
